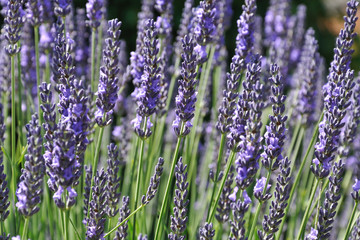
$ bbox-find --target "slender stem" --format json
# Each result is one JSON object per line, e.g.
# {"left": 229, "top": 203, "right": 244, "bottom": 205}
{"left": 165, "top": 56, "right": 180, "bottom": 112}
{"left": 154, "top": 124, "right": 184, "bottom": 240}
{"left": 45, "top": 52, "right": 51, "bottom": 83}
{"left": 104, "top": 204, "right": 145, "bottom": 238}
{"left": 277, "top": 111, "right": 324, "bottom": 239}
{"left": 287, "top": 120, "right": 301, "bottom": 158}
{"left": 344, "top": 201, "right": 358, "bottom": 240}
{"left": 248, "top": 170, "right": 272, "bottom": 239}
{"left": 85, "top": 127, "right": 105, "bottom": 228}
{"left": 10, "top": 54, "right": 17, "bottom": 232}
{"left": 34, "top": 26, "right": 42, "bottom": 127}
{"left": 63, "top": 210, "right": 68, "bottom": 240}
{"left": 17, "top": 41, "right": 23, "bottom": 145}
{"left": 69, "top": 217, "right": 82, "bottom": 240}
{"left": 296, "top": 178, "right": 320, "bottom": 240}
{"left": 90, "top": 29, "right": 97, "bottom": 93}
{"left": 132, "top": 117, "right": 148, "bottom": 239}
{"left": 206, "top": 133, "right": 226, "bottom": 221}
{"left": 208, "top": 150, "right": 236, "bottom": 222}
{"left": 21, "top": 218, "right": 29, "bottom": 240}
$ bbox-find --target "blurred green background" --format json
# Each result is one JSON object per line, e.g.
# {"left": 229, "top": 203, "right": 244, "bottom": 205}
{"left": 73, "top": 0, "right": 360, "bottom": 71}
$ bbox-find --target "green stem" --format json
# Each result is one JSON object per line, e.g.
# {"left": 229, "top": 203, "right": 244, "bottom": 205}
{"left": 344, "top": 201, "right": 358, "bottom": 240}
{"left": 104, "top": 204, "right": 145, "bottom": 238}
{"left": 205, "top": 133, "right": 226, "bottom": 221}
{"left": 132, "top": 117, "right": 148, "bottom": 239}
{"left": 248, "top": 170, "right": 272, "bottom": 239}
{"left": 154, "top": 124, "right": 184, "bottom": 240}
{"left": 208, "top": 150, "right": 236, "bottom": 222}
{"left": 63, "top": 210, "right": 68, "bottom": 240}
{"left": 85, "top": 127, "right": 105, "bottom": 228}
{"left": 17, "top": 41, "right": 23, "bottom": 145}
{"left": 296, "top": 178, "right": 320, "bottom": 240}
{"left": 34, "top": 26, "right": 42, "bottom": 127}
{"left": 90, "top": 29, "right": 97, "bottom": 93}
{"left": 10, "top": 54, "right": 17, "bottom": 232}
{"left": 21, "top": 218, "right": 29, "bottom": 240}
{"left": 69, "top": 217, "right": 82, "bottom": 240}
{"left": 287, "top": 120, "right": 301, "bottom": 158}
{"left": 45, "top": 52, "right": 51, "bottom": 83}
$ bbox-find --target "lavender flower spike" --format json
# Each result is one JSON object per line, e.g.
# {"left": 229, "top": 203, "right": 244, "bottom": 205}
{"left": 228, "top": 54, "right": 264, "bottom": 189}
{"left": 86, "top": 168, "right": 107, "bottom": 240}
{"left": 0, "top": 104, "right": 9, "bottom": 222}
{"left": 173, "top": 35, "right": 198, "bottom": 137}
{"left": 235, "top": 0, "right": 257, "bottom": 68}
{"left": 261, "top": 63, "right": 287, "bottom": 171}
{"left": 295, "top": 28, "right": 319, "bottom": 124}
{"left": 306, "top": 228, "right": 318, "bottom": 240}
{"left": 141, "top": 157, "right": 165, "bottom": 205}
{"left": 54, "top": 0, "right": 72, "bottom": 17}
{"left": 86, "top": 0, "right": 103, "bottom": 29}
{"left": 114, "top": 196, "right": 130, "bottom": 240}
{"left": 16, "top": 114, "right": 45, "bottom": 217}
{"left": 132, "top": 19, "right": 161, "bottom": 139}
{"left": 26, "top": 0, "right": 43, "bottom": 26}
{"left": 4, "top": 0, "right": 25, "bottom": 56}
{"left": 106, "top": 143, "right": 121, "bottom": 217}
{"left": 259, "top": 157, "right": 291, "bottom": 239}
{"left": 95, "top": 19, "right": 122, "bottom": 127}
{"left": 169, "top": 157, "right": 189, "bottom": 240}
{"left": 311, "top": 0, "right": 358, "bottom": 179}
{"left": 216, "top": 0, "right": 257, "bottom": 134}
{"left": 316, "top": 160, "right": 344, "bottom": 239}
{"left": 199, "top": 222, "right": 215, "bottom": 240}
{"left": 46, "top": 121, "right": 79, "bottom": 209}
{"left": 194, "top": 0, "right": 217, "bottom": 62}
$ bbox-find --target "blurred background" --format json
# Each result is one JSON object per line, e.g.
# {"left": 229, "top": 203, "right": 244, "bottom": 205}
{"left": 72, "top": 0, "right": 360, "bottom": 71}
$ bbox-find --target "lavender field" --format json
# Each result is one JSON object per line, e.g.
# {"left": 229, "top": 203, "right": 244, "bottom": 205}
{"left": 0, "top": 0, "right": 360, "bottom": 239}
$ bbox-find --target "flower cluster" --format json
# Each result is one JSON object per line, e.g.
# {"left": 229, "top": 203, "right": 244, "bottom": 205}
{"left": 261, "top": 64, "right": 287, "bottom": 171}
{"left": 86, "top": 0, "right": 103, "bottom": 29}
{"left": 4, "top": 0, "right": 25, "bottom": 56}
{"left": 16, "top": 114, "right": 44, "bottom": 217}
{"left": 95, "top": 19, "right": 122, "bottom": 127}
{"left": 132, "top": 19, "right": 161, "bottom": 139}
{"left": 311, "top": 0, "right": 358, "bottom": 179}
{"left": 173, "top": 35, "right": 198, "bottom": 137}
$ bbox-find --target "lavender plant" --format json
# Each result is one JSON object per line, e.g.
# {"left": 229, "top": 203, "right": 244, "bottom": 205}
{"left": 0, "top": 0, "right": 360, "bottom": 240}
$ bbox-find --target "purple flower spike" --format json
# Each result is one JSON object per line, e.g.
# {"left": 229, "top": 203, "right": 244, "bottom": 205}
{"left": 235, "top": 0, "right": 257, "bottom": 69}
{"left": 295, "top": 28, "right": 320, "bottom": 124}
{"left": 0, "top": 104, "right": 9, "bottom": 222}
{"left": 261, "top": 64, "right": 287, "bottom": 171}
{"left": 132, "top": 19, "right": 161, "bottom": 139}
{"left": 26, "top": 0, "right": 43, "bottom": 26}
{"left": 311, "top": 0, "right": 358, "bottom": 179}
{"left": 228, "top": 54, "right": 264, "bottom": 190}
{"left": 86, "top": 0, "right": 103, "bottom": 29}
{"left": 217, "top": 0, "right": 257, "bottom": 134}
{"left": 194, "top": 0, "right": 218, "bottom": 62}
{"left": 353, "top": 179, "right": 360, "bottom": 192}
{"left": 254, "top": 177, "right": 271, "bottom": 202}
{"left": 4, "top": 0, "right": 25, "bottom": 56}
{"left": 306, "top": 228, "right": 318, "bottom": 240}
{"left": 54, "top": 0, "right": 72, "bottom": 17}
{"left": 106, "top": 143, "right": 121, "bottom": 218}
{"left": 95, "top": 19, "right": 122, "bottom": 127}
{"left": 16, "top": 114, "right": 45, "bottom": 217}
{"left": 352, "top": 178, "right": 360, "bottom": 201}
{"left": 46, "top": 121, "right": 80, "bottom": 209}
{"left": 86, "top": 169, "right": 107, "bottom": 240}
{"left": 173, "top": 35, "right": 198, "bottom": 137}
